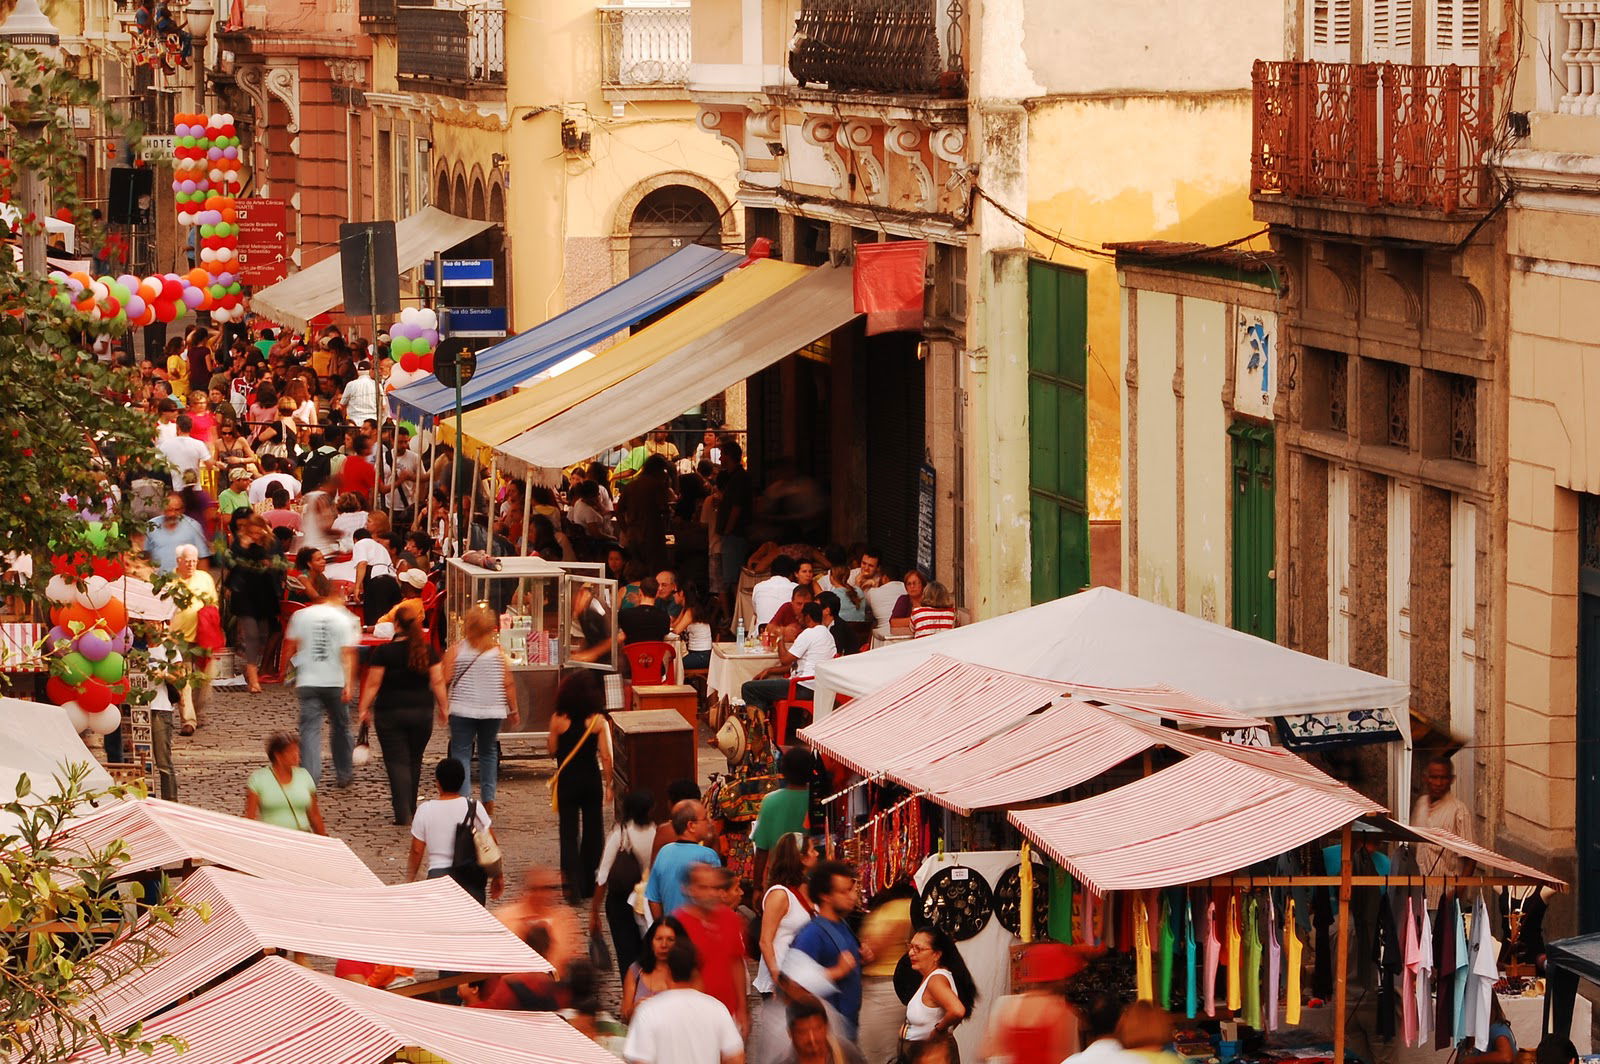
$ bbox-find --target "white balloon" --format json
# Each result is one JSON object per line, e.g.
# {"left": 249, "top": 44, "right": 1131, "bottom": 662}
{"left": 45, "top": 574, "right": 78, "bottom": 604}
{"left": 400, "top": 306, "right": 420, "bottom": 326}
{"left": 72, "top": 575, "right": 114, "bottom": 609}
{"left": 60, "top": 701, "right": 91, "bottom": 733}
{"left": 211, "top": 308, "right": 230, "bottom": 323}
{"left": 418, "top": 308, "right": 438, "bottom": 330}
{"left": 85, "top": 705, "right": 122, "bottom": 736}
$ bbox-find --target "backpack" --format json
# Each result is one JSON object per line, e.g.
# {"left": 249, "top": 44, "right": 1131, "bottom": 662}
{"left": 448, "top": 800, "right": 488, "bottom": 898}
{"left": 606, "top": 832, "right": 644, "bottom": 905}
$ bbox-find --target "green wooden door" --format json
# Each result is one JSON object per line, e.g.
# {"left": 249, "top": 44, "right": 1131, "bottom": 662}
{"left": 1027, "top": 260, "right": 1090, "bottom": 603}
{"left": 1230, "top": 422, "right": 1276, "bottom": 640}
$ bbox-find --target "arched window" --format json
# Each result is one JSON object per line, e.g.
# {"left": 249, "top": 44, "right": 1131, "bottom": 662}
{"left": 628, "top": 184, "right": 720, "bottom": 274}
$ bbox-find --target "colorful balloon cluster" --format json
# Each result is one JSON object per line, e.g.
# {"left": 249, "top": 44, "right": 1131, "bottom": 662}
{"left": 393, "top": 306, "right": 440, "bottom": 373}
{"left": 172, "top": 111, "right": 248, "bottom": 324}
{"left": 42, "top": 523, "right": 131, "bottom": 736}
{"left": 48, "top": 269, "right": 239, "bottom": 328}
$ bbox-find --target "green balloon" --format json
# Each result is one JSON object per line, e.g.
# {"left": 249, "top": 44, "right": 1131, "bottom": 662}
{"left": 81, "top": 522, "right": 108, "bottom": 550}
{"left": 200, "top": 224, "right": 215, "bottom": 238}
{"left": 59, "top": 652, "right": 92, "bottom": 686}
{"left": 91, "top": 652, "right": 125, "bottom": 683}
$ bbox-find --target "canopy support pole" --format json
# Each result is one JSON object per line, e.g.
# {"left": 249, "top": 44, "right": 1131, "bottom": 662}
{"left": 1333, "top": 824, "right": 1353, "bottom": 1064}
{"left": 465, "top": 452, "right": 481, "bottom": 553}
{"left": 487, "top": 456, "right": 499, "bottom": 553}
{"left": 423, "top": 431, "right": 437, "bottom": 548}
{"left": 520, "top": 468, "right": 534, "bottom": 556}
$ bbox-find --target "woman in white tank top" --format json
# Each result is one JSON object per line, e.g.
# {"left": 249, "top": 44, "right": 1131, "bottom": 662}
{"left": 902, "top": 927, "right": 975, "bottom": 1060}
{"left": 748, "top": 833, "right": 818, "bottom": 1064}
{"left": 440, "top": 603, "right": 520, "bottom": 814}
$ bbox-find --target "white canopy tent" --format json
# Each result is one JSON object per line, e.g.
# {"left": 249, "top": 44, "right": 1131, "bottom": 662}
{"left": 811, "top": 587, "right": 1416, "bottom": 813}
{"left": 0, "top": 697, "right": 114, "bottom": 834}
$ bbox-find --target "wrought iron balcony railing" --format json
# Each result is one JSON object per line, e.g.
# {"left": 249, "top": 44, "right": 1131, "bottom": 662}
{"left": 396, "top": 4, "right": 505, "bottom": 85}
{"left": 1251, "top": 60, "right": 1496, "bottom": 215}
{"left": 789, "top": 0, "right": 965, "bottom": 97}
{"left": 599, "top": 3, "right": 691, "bottom": 90}
{"left": 359, "top": 0, "right": 397, "bottom": 25}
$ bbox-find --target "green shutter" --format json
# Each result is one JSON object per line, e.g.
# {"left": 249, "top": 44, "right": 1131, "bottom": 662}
{"left": 1230, "top": 422, "right": 1276, "bottom": 640}
{"left": 1027, "top": 260, "right": 1090, "bottom": 603}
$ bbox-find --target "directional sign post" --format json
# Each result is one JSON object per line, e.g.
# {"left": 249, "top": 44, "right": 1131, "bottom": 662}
{"left": 434, "top": 332, "right": 478, "bottom": 558}
{"left": 236, "top": 199, "right": 289, "bottom": 286}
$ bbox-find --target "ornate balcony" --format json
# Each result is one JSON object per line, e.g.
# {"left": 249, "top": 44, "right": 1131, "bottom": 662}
{"left": 788, "top": 0, "right": 966, "bottom": 97}
{"left": 396, "top": 4, "right": 505, "bottom": 85}
{"left": 599, "top": 3, "right": 691, "bottom": 92}
{"left": 359, "top": 0, "right": 397, "bottom": 25}
{"left": 1252, "top": 60, "right": 1496, "bottom": 217}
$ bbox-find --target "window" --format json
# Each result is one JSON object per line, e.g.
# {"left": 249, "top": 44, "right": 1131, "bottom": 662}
{"left": 398, "top": 135, "right": 412, "bottom": 218}
{"left": 1386, "top": 361, "right": 1411, "bottom": 448}
{"left": 1366, "top": 0, "right": 1414, "bottom": 61}
{"left": 376, "top": 129, "right": 393, "bottom": 221}
{"left": 1448, "top": 372, "right": 1477, "bottom": 462}
{"left": 1303, "top": 348, "right": 1349, "bottom": 434}
{"left": 1309, "top": 0, "right": 1353, "bottom": 60}
{"left": 1428, "top": 0, "right": 1481, "bottom": 64}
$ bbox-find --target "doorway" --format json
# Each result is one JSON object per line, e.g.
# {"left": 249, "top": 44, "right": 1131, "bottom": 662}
{"left": 1579, "top": 495, "right": 1600, "bottom": 929}
{"left": 1230, "top": 422, "right": 1276, "bottom": 640}
{"left": 628, "top": 185, "right": 721, "bottom": 274}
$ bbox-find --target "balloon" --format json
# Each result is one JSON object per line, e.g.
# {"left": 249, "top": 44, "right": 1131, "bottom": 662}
{"left": 161, "top": 278, "right": 182, "bottom": 301}
{"left": 418, "top": 308, "right": 438, "bottom": 330}
{"left": 154, "top": 301, "right": 177, "bottom": 323}
{"left": 61, "top": 701, "right": 91, "bottom": 733}
{"left": 59, "top": 602, "right": 97, "bottom": 632}
{"left": 45, "top": 625, "right": 72, "bottom": 649}
{"left": 75, "top": 629, "right": 113, "bottom": 663}
{"left": 97, "top": 597, "right": 127, "bottom": 633}
{"left": 85, "top": 705, "right": 121, "bottom": 736}
{"left": 399, "top": 352, "right": 418, "bottom": 373}
{"left": 73, "top": 678, "right": 113, "bottom": 715}
{"left": 182, "top": 286, "right": 204, "bottom": 308}
{"left": 58, "top": 651, "right": 93, "bottom": 685}
{"left": 114, "top": 627, "right": 133, "bottom": 654}
{"left": 90, "top": 651, "right": 125, "bottom": 682}
{"left": 419, "top": 353, "right": 435, "bottom": 373}
{"left": 45, "top": 676, "right": 76, "bottom": 706}
{"left": 73, "top": 576, "right": 114, "bottom": 610}
{"left": 45, "top": 574, "right": 77, "bottom": 604}
{"left": 124, "top": 295, "right": 146, "bottom": 320}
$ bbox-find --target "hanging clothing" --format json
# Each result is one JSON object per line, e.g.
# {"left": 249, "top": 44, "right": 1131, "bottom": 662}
{"left": 1311, "top": 884, "right": 1334, "bottom": 1001}
{"left": 1135, "top": 897, "right": 1155, "bottom": 1003}
{"left": 1158, "top": 895, "right": 1177, "bottom": 1010}
{"left": 1498, "top": 887, "right": 1548, "bottom": 968}
{"left": 1462, "top": 895, "right": 1500, "bottom": 1050}
{"left": 1374, "top": 897, "right": 1401, "bottom": 1040}
{"left": 1285, "top": 898, "right": 1303, "bottom": 1027}
{"left": 1203, "top": 895, "right": 1222, "bottom": 1017}
{"left": 1083, "top": 886, "right": 1097, "bottom": 948}
{"left": 1434, "top": 894, "right": 1457, "bottom": 1050}
{"left": 1415, "top": 903, "right": 1435, "bottom": 1045}
{"left": 1401, "top": 898, "right": 1421, "bottom": 1046}
{"left": 1243, "top": 896, "right": 1263, "bottom": 1029}
{"left": 1185, "top": 894, "right": 1199, "bottom": 1020}
{"left": 1452, "top": 898, "right": 1470, "bottom": 1043}
{"left": 1226, "top": 894, "right": 1243, "bottom": 1012}
{"left": 1265, "top": 894, "right": 1283, "bottom": 1033}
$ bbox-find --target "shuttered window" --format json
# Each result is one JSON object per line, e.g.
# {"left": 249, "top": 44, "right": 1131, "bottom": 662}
{"left": 1309, "top": 0, "right": 1353, "bottom": 60}
{"left": 1367, "top": 0, "right": 1414, "bottom": 62}
{"left": 1428, "top": 0, "right": 1482, "bottom": 63}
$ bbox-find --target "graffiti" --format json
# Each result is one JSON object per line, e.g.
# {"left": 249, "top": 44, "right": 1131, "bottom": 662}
{"left": 1233, "top": 310, "right": 1279, "bottom": 421}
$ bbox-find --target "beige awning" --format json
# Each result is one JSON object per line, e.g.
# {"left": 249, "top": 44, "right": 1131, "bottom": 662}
{"left": 250, "top": 206, "right": 493, "bottom": 331}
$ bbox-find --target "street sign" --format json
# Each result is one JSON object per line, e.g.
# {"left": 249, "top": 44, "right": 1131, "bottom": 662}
{"left": 236, "top": 199, "right": 289, "bottom": 287}
{"left": 423, "top": 258, "right": 495, "bottom": 287}
{"left": 445, "top": 306, "right": 508, "bottom": 338}
{"left": 434, "top": 337, "right": 477, "bottom": 389}
{"left": 139, "top": 134, "right": 176, "bottom": 162}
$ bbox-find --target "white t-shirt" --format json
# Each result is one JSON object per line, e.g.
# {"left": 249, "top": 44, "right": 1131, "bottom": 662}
{"left": 596, "top": 821, "right": 657, "bottom": 887}
{"left": 386, "top": 449, "right": 423, "bottom": 510}
{"left": 340, "top": 376, "right": 379, "bottom": 424}
{"left": 248, "top": 473, "right": 301, "bottom": 505}
{"left": 788, "top": 623, "right": 837, "bottom": 680}
{"left": 351, "top": 537, "right": 395, "bottom": 578}
{"left": 158, "top": 435, "right": 211, "bottom": 488}
{"left": 410, "top": 796, "right": 492, "bottom": 872}
{"left": 622, "top": 988, "right": 742, "bottom": 1064}
{"left": 752, "top": 576, "right": 798, "bottom": 627}
{"left": 569, "top": 499, "right": 609, "bottom": 535}
{"left": 285, "top": 602, "right": 360, "bottom": 689}
{"left": 332, "top": 511, "right": 369, "bottom": 552}
{"left": 864, "top": 580, "right": 907, "bottom": 635}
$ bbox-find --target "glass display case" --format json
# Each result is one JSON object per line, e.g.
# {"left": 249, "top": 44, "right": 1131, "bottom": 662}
{"left": 444, "top": 557, "right": 616, "bottom": 747}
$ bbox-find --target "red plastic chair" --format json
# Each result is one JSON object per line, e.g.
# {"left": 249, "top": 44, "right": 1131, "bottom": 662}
{"left": 621, "top": 641, "right": 676, "bottom": 686}
{"left": 771, "top": 676, "right": 815, "bottom": 748}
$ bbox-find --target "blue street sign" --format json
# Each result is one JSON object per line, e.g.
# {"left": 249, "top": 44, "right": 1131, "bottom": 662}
{"left": 423, "top": 258, "right": 495, "bottom": 287}
{"left": 445, "top": 306, "right": 509, "bottom": 337}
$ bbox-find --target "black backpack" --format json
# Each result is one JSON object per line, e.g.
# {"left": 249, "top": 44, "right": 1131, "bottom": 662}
{"left": 606, "top": 835, "right": 643, "bottom": 905}
{"left": 448, "top": 800, "right": 488, "bottom": 899}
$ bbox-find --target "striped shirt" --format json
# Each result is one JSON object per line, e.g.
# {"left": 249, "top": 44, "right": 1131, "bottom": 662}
{"left": 910, "top": 606, "right": 957, "bottom": 639}
{"left": 447, "top": 645, "right": 511, "bottom": 719}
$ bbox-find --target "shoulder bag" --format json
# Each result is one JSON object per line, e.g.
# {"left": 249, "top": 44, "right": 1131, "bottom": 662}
{"left": 548, "top": 714, "right": 601, "bottom": 814}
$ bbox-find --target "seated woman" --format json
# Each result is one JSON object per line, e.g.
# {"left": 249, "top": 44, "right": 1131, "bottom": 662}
{"left": 911, "top": 580, "right": 957, "bottom": 638}
{"left": 673, "top": 587, "right": 716, "bottom": 671}
{"left": 330, "top": 492, "right": 368, "bottom": 553}
{"left": 286, "top": 546, "right": 327, "bottom": 604}
{"left": 889, "top": 567, "right": 930, "bottom": 634}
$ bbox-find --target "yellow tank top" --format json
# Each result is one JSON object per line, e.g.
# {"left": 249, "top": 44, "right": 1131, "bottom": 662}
{"left": 1226, "top": 894, "right": 1243, "bottom": 1011}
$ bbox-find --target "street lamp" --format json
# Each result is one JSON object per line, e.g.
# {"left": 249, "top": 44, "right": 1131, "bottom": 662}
{"left": 185, "top": 0, "right": 215, "bottom": 115}
{"left": 0, "top": 0, "right": 63, "bottom": 276}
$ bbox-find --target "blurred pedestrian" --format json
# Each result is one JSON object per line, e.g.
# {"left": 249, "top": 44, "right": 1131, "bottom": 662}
{"left": 548, "top": 670, "right": 614, "bottom": 902}
{"left": 750, "top": 833, "right": 818, "bottom": 1064}
{"left": 594, "top": 788, "right": 657, "bottom": 978}
{"left": 622, "top": 940, "right": 746, "bottom": 1064}
{"left": 498, "top": 865, "right": 581, "bottom": 977}
{"left": 780, "top": 861, "right": 867, "bottom": 1042}
{"left": 357, "top": 601, "right": 445, "bottom": 824}
{"left": 283, "top": 578, "right": 359, "bottom": 788}
{"left": 625, "top": 916, "right": 688, "bottom": 1023}
{"left": 675, "top": 863, "right": 751, "bottom": 1038}
{"left": 243, "top": 730, "right": 327, "bottom": 835}
{"left": 778, "top": 1001, "right": 865, "bottom": 1064}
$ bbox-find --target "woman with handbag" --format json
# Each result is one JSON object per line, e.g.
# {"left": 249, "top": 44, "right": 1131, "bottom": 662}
{"left": 592, "top": 789, "right": 657, "bottom": 979}
{"left": 547, "top": 670, "right": 614, "bottom": 903}
{"left": 358, "top": 601, "right": 447, "bottom": 825}
{"left": 440, "top": 604, "right": 520, "bottom": 814}
{"left": 244, "top": 730, "right": 328, "bottom": 834}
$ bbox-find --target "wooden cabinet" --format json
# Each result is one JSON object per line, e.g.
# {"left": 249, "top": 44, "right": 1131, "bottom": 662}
{"left": 609, "top": 709, "right": 696, "bottom": 823}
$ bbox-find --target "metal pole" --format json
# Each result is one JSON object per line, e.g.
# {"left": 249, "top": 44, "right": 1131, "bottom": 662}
{"left": 369, "top": 229, "right": 385, "bottom": 513}
{"left": 1332, "top": 824, "right": 1353, "bottom": 1064}
{"left": 519, "top": 467, "right": 533, "bottom": 556}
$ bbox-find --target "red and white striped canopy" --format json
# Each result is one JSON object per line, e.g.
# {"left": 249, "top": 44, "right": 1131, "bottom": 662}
{"left": 80, "top": 866, "right": 550, "bottom": 1033}
{"left": 1379, "top": 819, "right": 1566, "bottom": 886}
{"left": 70, "top": 955, "right": 619, "bottom": 1064}
{"left": 1063, "top": 682, "right": 1268, "bottom": 730}
{"left": 797, "top": 656, "right": 1066, "bottom": 778}
{"left": 1009, "top": 751, "right": 1381, "bottom": 894}
{"left": 52, "top": 797, "right": 380, "bottom": 888}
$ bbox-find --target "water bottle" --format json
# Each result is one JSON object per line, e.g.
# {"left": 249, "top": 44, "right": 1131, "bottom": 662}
{"left": 735, "top": 617, "right": 746, "bottom": 648}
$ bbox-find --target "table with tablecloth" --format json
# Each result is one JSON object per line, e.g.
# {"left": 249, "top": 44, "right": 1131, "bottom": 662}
{"left": 706, "top": 642, "right": 778, "bottom": 713}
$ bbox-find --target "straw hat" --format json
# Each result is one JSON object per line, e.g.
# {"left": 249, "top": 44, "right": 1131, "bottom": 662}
{"left": 715, "top": 715, "right": 748, "bottom": 765}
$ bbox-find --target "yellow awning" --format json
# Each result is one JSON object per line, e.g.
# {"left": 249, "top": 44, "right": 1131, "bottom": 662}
{"left": 439, "top": 259, "right": 812, "bottom": 459}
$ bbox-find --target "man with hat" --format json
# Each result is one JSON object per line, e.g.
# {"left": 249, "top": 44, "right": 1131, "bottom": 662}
{"left": 340, "top": 360, "right": 380, "bottom": 426}
{"left": 217, "top": 466, "right": 254, "bottom": 518}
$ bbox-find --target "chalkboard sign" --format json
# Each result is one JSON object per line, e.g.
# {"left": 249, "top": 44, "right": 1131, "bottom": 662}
{"left": 917, "top": 462, "right": 936, "bottom": 576}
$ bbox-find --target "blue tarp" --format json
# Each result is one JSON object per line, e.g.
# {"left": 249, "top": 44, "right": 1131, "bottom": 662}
{"left": 389, "top": 244, "right": 743, "bottom": 419}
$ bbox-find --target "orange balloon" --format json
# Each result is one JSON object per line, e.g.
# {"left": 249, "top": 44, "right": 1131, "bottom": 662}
{"left": 59, "top": 602, "right": 96, "bottom": 633}
{"left": 221, "top": 207, "right": 237, "bottom": 224}
{"left": 185, "top": 268, "right": 210, "bottom": 288}
{"left": 95, "top": 597, "right": 127, "bottom": 633}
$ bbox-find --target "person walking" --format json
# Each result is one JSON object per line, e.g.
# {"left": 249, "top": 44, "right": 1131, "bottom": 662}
{"left": 752, "top": 751, "right": 815, "bottom": 887}
{"left": 780, "top": 861, "right": 867, "bottom": 1043}
{"left": 750, "top": 833, "right": 818, "bottom": 1064}
{"left": 243, "top": 731, "right": 328, "bottom": 834}
{"left": 780, "top": 1001, "right": 866, "bottom": 1064}
{"left": 169, "top": 542, "right": 220, "bottom": 735}
{"left": 622, "top": 940, "right": 746, "bottom": 1064}
{"left": 594, "top": 789, "right": 657, "bottom": 979}
{"left": 407, "top": 757, "right": 502, "bottom": 905}
{"left": 358, "top": 601, "right": 445, "bottom": 825}
{"left": 900, "top": 927, "right": 977, "bottom": 1062}
{"left": 223, "top": 512, "right": 280, "bottom": 694}
{"left": 441, "top": 604, "right": 519, "bottom": 814}
{"left": 675, "top": 863, "right": 752, "bottom": 1039}
{"left": 282, "top": 578, "right": 360, "bottom": 788}
{"left": 647, "top": 800, "right": 722, "bottom": 920}
{"left": 624, "top": 916, "right": 687, "bottom": 1023}
{"left": 548, "top": 670, "right": 614, "bottom": 903}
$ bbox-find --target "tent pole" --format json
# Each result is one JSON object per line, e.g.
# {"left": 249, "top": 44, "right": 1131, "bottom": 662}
{"left": 519, "top": 467, "right": 534, "bottom": 556}
{"left": 487, "top": 456, "right": 499, "bottom": 553}
{"left": 465, "top": 451, "right": 481, "bottom": 553}
{"left": 1334, "top": 824, "right": 1353, "bottom": 1064}
{"left": 423, "top": 430, "right": 437, "bottom": 548}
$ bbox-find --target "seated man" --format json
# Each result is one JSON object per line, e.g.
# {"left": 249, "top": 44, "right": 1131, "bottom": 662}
{"left": 741, "top": 602, "right": 836, "bottom": 715}
{"left": 751, "top": 554, "right": 798, "bottom": 630}
{"left": 766, "top": 584, "right": 815, "bottom": 646}
{"left": 619, "top": 575, "right": 671, "bottom": 645}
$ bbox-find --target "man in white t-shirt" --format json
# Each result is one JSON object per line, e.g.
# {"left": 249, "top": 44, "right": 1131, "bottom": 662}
{"left": 383, "top": 428, "right": 422, "bottom": 520}
{"left": 283, "top": 580, "right": 360, "bottom": 788}
{"left": 752, "top": 555, "right": 799, "bottom": 629}
{"left": 740, "top": 601, "right": 835, "bottom": 716}
{"left": 248, "top": 458, "right": 302, "bottom": 506}
{"left": 406, "top": 757, "right": 502, "bottom": 904}
{"left": 158, "top": 414, "right": 212, "bottom": 489}
{"left": 623, "top": 940, "right": 744, "bottom": 1064}
{"left": 340, "top": 361, "right": 380, "bottom": 425}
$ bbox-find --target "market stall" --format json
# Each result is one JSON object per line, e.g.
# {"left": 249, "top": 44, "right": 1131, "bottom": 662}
{"left": 0, "top": 695, "right": 114, "bottom": 833}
